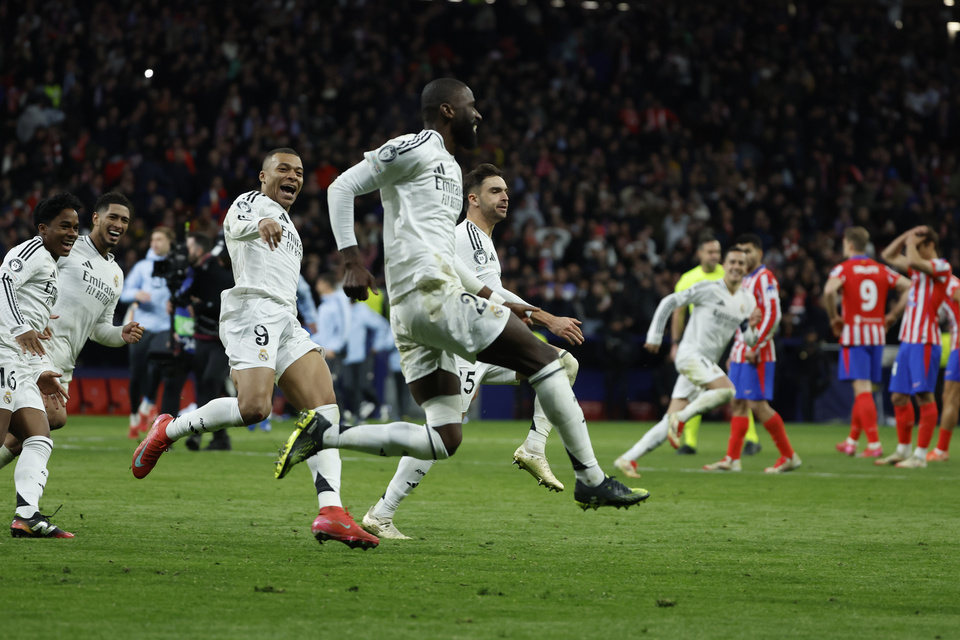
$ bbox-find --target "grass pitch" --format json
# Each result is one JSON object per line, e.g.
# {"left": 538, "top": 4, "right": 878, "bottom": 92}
{"left": 3, "top": 417, "right": 959, "bottom": 639}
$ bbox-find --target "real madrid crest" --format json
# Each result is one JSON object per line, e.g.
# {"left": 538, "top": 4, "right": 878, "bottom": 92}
{"left": 3, "top": 391, "right": 11, "bottom": 404}
{"left": 259, "top": 348, "right": 269, "bottom": 362}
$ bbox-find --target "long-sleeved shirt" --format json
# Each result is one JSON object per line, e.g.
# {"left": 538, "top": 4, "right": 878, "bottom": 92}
{"left": 0, "top": 237, "right": 60, "bottom": 365}
{"left": 647, "top": 278, "right": 757, "bottom": 365}
{"left": 46, "top": 235, "right": 125, "bottom": 378}
{"left": 119, "top": 248, "right": 171, "bottom": 333}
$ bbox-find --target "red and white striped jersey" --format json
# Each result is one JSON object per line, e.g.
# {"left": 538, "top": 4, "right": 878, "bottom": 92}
{"left": 829, "top": 255, "right": 901, "bottom": 346}
{"left": 899, "top": 259, "right": 952, "bottom": 345}
{"left": 731, "top": 265, "right": 781, "bottom": 363}
{"left": 940, "top": 275, "right": 960, "bottom": 352}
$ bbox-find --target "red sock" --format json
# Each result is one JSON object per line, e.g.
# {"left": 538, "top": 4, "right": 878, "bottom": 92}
{"left": 849, "top": 397, "right": 863, "bottom": 441}
{"left": 727, "top": 417, "right": 749, "bottom": 460}
{"left": 917, "top": 402, "right": 938, "bottom": 449}
{"left": 937, "top": 428, "right": 953, "bottom": 452}
{"left": 856, "top": 393, "right": 880, "bottom": 444}
{"left": 894, "top": 403, "right": 916, "bottom": 446}
{"left": 763, "top": 412, "right": 794, "bottom": 458}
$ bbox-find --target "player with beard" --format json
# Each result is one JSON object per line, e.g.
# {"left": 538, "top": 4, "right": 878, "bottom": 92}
{"left": 0, "top": 192, "right": 143, "bottom": 470}
{"left": 1, "top": 193, "right": 78, "bottom": 537}
{"left": 131, "top": 149, "right": 379, "bottom": 550}
{"left": 278, "top": 79, "right": 648, "bottom": 513}
{"left": 361, "top": 163, "right": 584, "bottom": 539}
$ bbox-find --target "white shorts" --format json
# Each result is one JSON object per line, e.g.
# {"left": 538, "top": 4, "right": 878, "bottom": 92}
{"left": 220, "top": 297, "right": 321, "bottom": 384}
{"left": 391, "top": 283, "right": 510, "bottom": 384}
{"left": 672, "top": 351, "right": 725, "bottom": 400}
{"left": 0, "top": 350, "right": 44, "bottom": 413}
{"left": 456, "top": 356, "right": 520, "bottom": 413}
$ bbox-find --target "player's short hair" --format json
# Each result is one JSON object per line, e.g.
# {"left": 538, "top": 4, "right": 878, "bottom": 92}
{"left": 463, "top": 163, "right": 502, "bottom": 197}
{"left": 696, "top": 234, "right": 719, "bottom": 250}
{"left": 725, "top": 245, "right": 746, "bottom": 259}
{"left": 915, "top": 227, "right": 939, "bottom": 247}
{"left": 844, "top": 226, "right": 869, "bottom": 252}
{"left": 152, "top": 226, "right": 176, "bottom": 243}
{"left": 421, "top": 78, "right": 468, "bottom": 125}
{"left": 188, "top": 232, "right": 212, "bottom": 254}
{"left": 34, "top": 192, "right": 83, "bottom": 228}
{"left": 94, "top": 192, "right": 133, "bottom": 216}
{"left": 263, "top": 148, "right": 300, "bottom": 170}
{"left": 734, "top": 233, "right": 763, "bottom": 250}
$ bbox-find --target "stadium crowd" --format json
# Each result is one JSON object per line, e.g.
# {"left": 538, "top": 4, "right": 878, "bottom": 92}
{"left": 2, "top": 0, "right": 959, "bottom": 391}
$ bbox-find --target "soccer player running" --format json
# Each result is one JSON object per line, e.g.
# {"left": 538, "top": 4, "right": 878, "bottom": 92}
{"left": 823, "top": 226, "right": 910, "bottom": 458}
{"left": 877, "top": 226, "right": 952, "bottom": 468}
{"left": 927, "top": 275, "right": 960, "bottom": 462}
{"left": 132, "top": 149, "right": 379, "bottom": 550}
{"left": 614, "top": 246, "right": 760, "bottom": 477}
{"left": 667, "top": 234, "right": 762, "bottom": 457}
{"left": 361, "top": 163, "right": 584, "bottom": 539}
{"left": 1, "top": 193, "right": 78, "bottom": 537}
{"left": 704, "top": 234, "right": 801, "bottom": 473}
{"left": 0, "top": 193, "right": 144, "bottom": 469}
{"left": 279, "top": 78, "right": 648, "bottom": 512}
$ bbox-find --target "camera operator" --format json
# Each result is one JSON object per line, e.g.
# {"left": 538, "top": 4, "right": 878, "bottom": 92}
{"left": 159, "top": 232, "right": 235, "bottom": 451}
{"left": 120, "top": 227, "right": 175, "bottom": 438}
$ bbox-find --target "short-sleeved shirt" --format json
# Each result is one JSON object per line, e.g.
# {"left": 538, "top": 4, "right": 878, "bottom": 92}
{"left": 828, "top": 255, "right": 901, "bottom": 346}
{"left": 899, "top": 259, "right": 952, "bottom": 345}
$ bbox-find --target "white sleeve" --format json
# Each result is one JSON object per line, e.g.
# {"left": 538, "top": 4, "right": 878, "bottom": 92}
{"left": 0, "top": 241, "right": 46, "bottom": 336}
{"left": 646, "top": 284, "right": 706, "bottom": 345}
{"left": 223, "top": 194, "right": 280, "bottom": 242}
{"left": 453, "top": 258, "right": 487, "bottom": 296}
{"left": 328, "top": 138, "right": 420, "bottom": 250}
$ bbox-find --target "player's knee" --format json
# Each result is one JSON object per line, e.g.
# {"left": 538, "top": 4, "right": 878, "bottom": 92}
{"left": 435, "top": 425, "right": 462, "bottom": 457}
{"left": 890, "top": 392, "right": 909, "bottom": 406}
{"left": 237, "top": 397, "right": 271, "bottom": 425}
{"left": 559, "top": 350, "right": 579, "bottom": 386}
{"left": 48, "top": 415, "right": 67, "bottom": 431}
{"left": 423, "top": 395, "right": 463, "bottom": 458}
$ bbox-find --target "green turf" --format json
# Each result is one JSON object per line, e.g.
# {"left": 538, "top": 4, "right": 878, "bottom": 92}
{"left": 2, "top": 417, "right": 959, "bottom": 639}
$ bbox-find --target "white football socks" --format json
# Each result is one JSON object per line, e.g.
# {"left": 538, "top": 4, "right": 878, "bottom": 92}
{"left": 324, "top": 421, "right": 450, "bottom": 459}
{"left": 622, "top": 417, "right": 669, "bottom": 462}
{"left": 522, "top": 396, "right": 552, "bottom": 456}
{"left": 166, "top": 397, "right": 245, "bottom": 440}
{"left": 371, "top": 456, "right": 436, "bottom": 519}
{"left": 306, "top": 405, "right": 343, "bottom": 509}
{"left": 529, "top": 360, "right": 603, "bottom": 486}
{"left": 14, "top": 436, "right": 53, "bottom": 518}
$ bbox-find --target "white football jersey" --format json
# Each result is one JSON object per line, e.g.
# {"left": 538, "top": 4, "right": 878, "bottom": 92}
{"left": 647, "top": 279, "right": 757, "bottom": 364}
{"left": 455, "top": 220, "right": 527, "bottom": 305}
{"left": 45, "top": 235, "right": 125, "bottom": 376}
{"left": 362, "top": 130, "right": 465, "bottom": 302}
{"left": 0, "top": 237, "right": 60, "bottom": 359}
{"left": 221, "top": 190, "right": 303, "bottom": 316}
